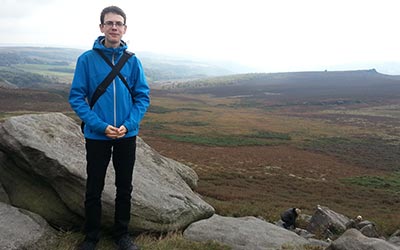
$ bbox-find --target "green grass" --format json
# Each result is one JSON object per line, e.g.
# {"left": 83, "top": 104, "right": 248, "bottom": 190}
{"left": 148, "top": 106, "right": 205, "bottom": 114}
{"left": 9, "top": 64, "right": 74, "bottom": 84}
{"left": 14, "top": 64, "right": 74, "bottom": 76}
{"left": 138, "top": 233, "right": 231, "bottom": 250}
{"left": 50, "top": 230, "right": 324, "bottom": 250}
{"left": 176, "top": 121, "right": 210, "bottom": 127}
{"left": 142, "top": 121, "right": 167, "bottom": 130}
{"left": 341, "top": 173, "right": 400, "bottom": 193}
{"left": 247, "top": 131, "right": 291, "bottom": 140}
{"left": 147, "top": 105, "right": 174, "bottom": 114}
{"left": 49, "top": 231, "right": 231, "bottom": 250}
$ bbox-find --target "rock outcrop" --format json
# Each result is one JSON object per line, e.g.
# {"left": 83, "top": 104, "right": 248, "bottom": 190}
{"left": 0, "top": 202, "right": 55, "bottom": 250}
{"left": 307, "top": 205, "right": 350, "bottom": 238}
{"left": 326, "top": 228, "right": 399, "bottom": 250}
{"left": 183, "top": 214, "right": 310, "bottom": 250}
{"left": 0, "top": 113, "right": 214, "bottom": 232}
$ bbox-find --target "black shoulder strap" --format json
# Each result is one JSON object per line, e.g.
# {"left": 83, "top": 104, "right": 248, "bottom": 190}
{"left": 89, "top": 49, "right": 134, "bottom": 108}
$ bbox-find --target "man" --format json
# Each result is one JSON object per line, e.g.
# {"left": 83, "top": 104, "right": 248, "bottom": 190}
{"left": 280, "top": 207, "right": 301, "bottom": 230}
{"left": 69, "top": 6, "right": 150, "bottom": 250}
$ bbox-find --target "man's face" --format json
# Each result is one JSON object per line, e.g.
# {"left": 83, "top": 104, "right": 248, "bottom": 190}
{"left": 100, "top": 13, "right": 127, "bottom": 48}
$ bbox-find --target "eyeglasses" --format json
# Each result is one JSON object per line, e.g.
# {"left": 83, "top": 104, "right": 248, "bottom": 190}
{"left": 103, "top": 21, "right": 125, "bottom": 28}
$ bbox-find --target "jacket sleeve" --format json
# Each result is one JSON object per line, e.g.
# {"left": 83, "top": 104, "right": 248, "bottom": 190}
{"left": 122, "top": 57, "right": 150, "bottom": 132}
{"left": 69, "top": 55, "right": 108, "bottom": 134}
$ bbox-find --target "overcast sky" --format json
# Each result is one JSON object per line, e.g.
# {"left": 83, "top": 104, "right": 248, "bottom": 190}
{"left": 1, "top": 0, "right": 400, "bottom": 73}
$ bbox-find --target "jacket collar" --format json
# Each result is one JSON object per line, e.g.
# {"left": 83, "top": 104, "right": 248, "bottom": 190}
{"left": 92, "top": 36, "right": 128, "bottom": 56}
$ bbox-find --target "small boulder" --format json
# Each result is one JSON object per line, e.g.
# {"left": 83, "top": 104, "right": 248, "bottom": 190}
{"left": 307, "top": 205, "right": 349, "bottom": 238}
{"left": 359, "top": 223, "right": 380, "bottom": 238}
{"left": 184, "top": 214, "right": 310, "bottom": 250}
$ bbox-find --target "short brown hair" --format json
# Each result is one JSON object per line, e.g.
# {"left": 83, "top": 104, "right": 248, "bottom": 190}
{"left": 100, "top": 6, "right": 126, "bottom": 24}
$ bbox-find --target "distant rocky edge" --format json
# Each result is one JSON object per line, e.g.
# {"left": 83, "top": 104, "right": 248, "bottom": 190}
{"left": 0, "top": 113, "right": 399, "bottom": 250}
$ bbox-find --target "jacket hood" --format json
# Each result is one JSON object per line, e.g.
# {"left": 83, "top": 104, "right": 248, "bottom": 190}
{"left": 92, "top": 36, "right": 128, "bottom": 54}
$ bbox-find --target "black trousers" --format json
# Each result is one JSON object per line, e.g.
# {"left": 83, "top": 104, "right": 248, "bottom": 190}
{"left": 84, "top": 136, "right": 136, "bottom": 242}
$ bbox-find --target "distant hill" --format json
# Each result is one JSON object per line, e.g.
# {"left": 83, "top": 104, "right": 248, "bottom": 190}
{"left": 0, "top": 46, "right": 238, "bottom": 84}
{"left": 138, "top": 52, "right": 234, "bottom": 81}
{"left": 162, "top": 69, "right": 400, "bottom": 105}
{"left": 0, "top": 47, "right": 82, "bottom": 66}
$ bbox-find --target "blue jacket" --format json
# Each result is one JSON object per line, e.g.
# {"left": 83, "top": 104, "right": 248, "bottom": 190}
{"left": 69, "top": 36, "right": 150, "bottom": 140}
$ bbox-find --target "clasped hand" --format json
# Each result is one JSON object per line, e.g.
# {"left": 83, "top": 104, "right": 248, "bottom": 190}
{"left": 105, "top": 125, "right": 127, "bottom": 139}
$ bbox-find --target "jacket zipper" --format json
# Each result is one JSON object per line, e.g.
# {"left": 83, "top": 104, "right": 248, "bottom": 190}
{"left": 112, "top": 52, "right": 117, "bottom": 127}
